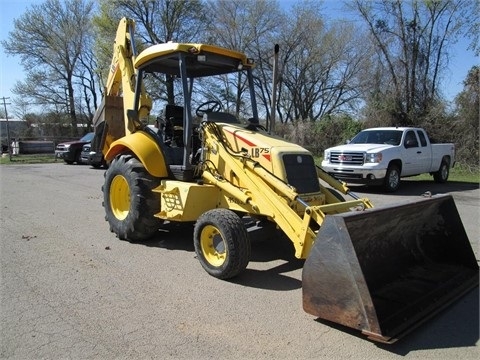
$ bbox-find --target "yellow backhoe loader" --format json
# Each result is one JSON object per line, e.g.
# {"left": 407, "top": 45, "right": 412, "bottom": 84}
{"left": 95, "top": 18, "right": 478, "bottom": 343}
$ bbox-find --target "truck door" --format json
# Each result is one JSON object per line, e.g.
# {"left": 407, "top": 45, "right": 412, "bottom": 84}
{"left": 402, "top": 130, "right": 425, "bottom": 175}
{"left": 416, "top": 130, "right": 433, "bottom": 171}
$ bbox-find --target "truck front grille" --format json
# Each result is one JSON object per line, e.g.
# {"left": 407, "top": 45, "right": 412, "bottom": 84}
{"left": 330, "top": 151, "right": 364, "bottom": 165}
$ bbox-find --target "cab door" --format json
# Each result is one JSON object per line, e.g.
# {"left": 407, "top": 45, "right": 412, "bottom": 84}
{"left": 415, "top": 129, "right": 433, "bottom": 171}
{"left": 402, "top": 130, "right": 426, "bottom": 175}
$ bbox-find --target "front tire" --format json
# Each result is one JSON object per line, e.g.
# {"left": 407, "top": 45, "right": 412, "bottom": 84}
{"left": 194, "top": 209, "right": 250, "bottom": 279}
{"left": 384, "top": 164, "right": 400, "bottom": 192}
{"left": 102, "top": 153, "right": 162, "bottom": 241}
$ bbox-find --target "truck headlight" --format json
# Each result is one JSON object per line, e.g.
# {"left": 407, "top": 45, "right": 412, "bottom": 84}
{"left": 324, "top": 150, "right": 330, "bottom": 161}
{"left": 365, "top": 152, "right": 382, "bottom": 163}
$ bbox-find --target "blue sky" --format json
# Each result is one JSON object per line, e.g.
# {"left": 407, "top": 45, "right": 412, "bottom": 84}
{"left": 0, "top": 0, "right": 478, "bottom": 112}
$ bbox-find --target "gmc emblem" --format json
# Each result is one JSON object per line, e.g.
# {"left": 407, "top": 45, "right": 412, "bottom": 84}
{"left": 339, "top": 155, "right": 352, "bottom": 161}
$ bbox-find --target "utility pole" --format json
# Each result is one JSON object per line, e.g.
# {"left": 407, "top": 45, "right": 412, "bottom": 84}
{"left": 1, "top": 97, "right": 12, "bottom": 161}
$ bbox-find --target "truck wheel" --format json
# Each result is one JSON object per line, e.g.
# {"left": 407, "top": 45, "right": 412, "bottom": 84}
{"left": 384, "top": 165, "right": 400, "bottom": 192}
{"left": 75, "top": 151, "right": 82, "bottom": 164}
{"left": 194, "top": 209, "right": 250, "bottom": 279}
{"left": 102, "top": 153, "right": 162, "bottom": 241}
{"left": 433, "top": 160, "right": 449, "bottom": 183}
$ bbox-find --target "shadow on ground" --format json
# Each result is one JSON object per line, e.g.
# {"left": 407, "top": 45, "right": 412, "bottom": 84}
{"left": 350, "top": 180, "right": 479, "bottom": 196}
{"left": 134, "top": 220, "right": 303, "bottom": 291}
{"left": 312, "top": 288, "right": 478, "bottom": 353}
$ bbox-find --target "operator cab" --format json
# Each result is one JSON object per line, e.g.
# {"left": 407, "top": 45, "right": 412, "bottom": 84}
{"left": 156, "top": 102, "right": 240, "bottom": 167}
{"left": 133, "top": 43, "right": 258, "bottom": 181}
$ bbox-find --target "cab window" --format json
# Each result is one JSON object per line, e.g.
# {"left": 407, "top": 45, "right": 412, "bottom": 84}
{"left": 417, "top": 130, "right": 427, "bottom": 147}
{"left": 404, "top": 130, "right": 419, "bottom": 148}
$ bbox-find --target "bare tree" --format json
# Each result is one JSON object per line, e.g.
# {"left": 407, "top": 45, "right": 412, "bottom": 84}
{"left": 75, "top": 32, "right": 101, "bottom": 126}
{"left": 2, "top": 0, "right": 95, "bottom": 136}
{"left": 205, "top": 0, "right": 282, "bottom": 119}
{"left": 352, "top": 0, "right": 476, "bottom": 126}
{"left": 453, "top": 66, "right": 479, "bottom": 168}
{"left": 94, "top": 0, "right": 207, "bottom": 107}
{"left": 276, "top": 0, "right": 370, "bottom": 123}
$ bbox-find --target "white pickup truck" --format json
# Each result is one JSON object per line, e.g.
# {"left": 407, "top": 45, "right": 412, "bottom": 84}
{"left": 321, "top": 127, "right": 455, "bottom": 192}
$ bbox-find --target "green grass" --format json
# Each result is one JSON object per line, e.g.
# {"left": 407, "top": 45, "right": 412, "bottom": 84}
{"left": 409, "top": 164, "right": 479, "bottom": 183}
{"left": 0, "top": 153, "right": 58, "bottom": 164}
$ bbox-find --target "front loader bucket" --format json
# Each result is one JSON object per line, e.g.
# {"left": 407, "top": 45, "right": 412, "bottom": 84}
{"left": 302, "top": 194, "right": 478, "bottom": 343}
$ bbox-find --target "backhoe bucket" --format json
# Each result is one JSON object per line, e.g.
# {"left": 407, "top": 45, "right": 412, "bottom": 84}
{"left": 302, "top": 194, "right": 478, "bottom": 343}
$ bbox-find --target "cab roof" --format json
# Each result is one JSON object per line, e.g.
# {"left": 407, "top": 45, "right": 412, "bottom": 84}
{"left": 134, "top": 42, "right": 254, "bottom": 78}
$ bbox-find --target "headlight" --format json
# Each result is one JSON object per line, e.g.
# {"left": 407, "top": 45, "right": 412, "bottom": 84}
{"left": 324, "top": 151, "right": 330, "bottom": 161}
{"left": 365, "top": 152, "right": 382, "bottom": 163}
{"left": 64, "top": 144, "right": 71, "bottom": 149}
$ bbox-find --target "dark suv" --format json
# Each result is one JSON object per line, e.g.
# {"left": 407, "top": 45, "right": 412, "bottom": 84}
{"left": 81, "top": 141, "right": 107, "bottom": 168}
{"left": 55, "top": 132, "right": 94, "bottom": 164}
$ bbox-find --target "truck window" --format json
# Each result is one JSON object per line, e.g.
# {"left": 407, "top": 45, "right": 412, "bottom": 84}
{"left": 416, "top": 130, "right": 427, "bottom": 147}
{"left": 350, "top": 130, "right": 402, "bottom": 145}
{"left": 404, "top": 130, "right": 418, "bottom": 148}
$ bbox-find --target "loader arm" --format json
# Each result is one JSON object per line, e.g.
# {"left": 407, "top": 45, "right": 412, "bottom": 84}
{"left": 200, "top": 121, "right": 373, "bottom": 259}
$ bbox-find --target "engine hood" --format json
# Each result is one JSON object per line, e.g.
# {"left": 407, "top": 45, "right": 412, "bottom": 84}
{"left": 327, "top": 143, "right": 393, "bottom": 153}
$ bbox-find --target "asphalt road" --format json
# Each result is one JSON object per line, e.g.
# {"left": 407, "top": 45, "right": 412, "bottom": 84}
{"left": 1, "top": 163, "right": 478, "bottom": 359}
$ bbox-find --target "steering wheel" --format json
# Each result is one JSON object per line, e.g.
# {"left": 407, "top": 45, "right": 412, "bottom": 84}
{"left": 196, "top": 100, "right": 222, "bottom": 117}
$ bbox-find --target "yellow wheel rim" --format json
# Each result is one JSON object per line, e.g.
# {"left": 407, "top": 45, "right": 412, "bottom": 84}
{"left": 110, "top": 175, "right": 130, "bottom": 220}
{"left": 200, "top": 225, "right": 226, "bottom": 267}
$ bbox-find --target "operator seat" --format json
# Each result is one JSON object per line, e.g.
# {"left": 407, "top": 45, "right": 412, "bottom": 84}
{"left": 164, "top": 104, "right": 184, "bottom": 147}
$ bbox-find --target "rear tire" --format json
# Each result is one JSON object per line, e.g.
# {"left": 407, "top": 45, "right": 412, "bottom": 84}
{"left": 194, "top": 209, "right": 250, "bottom": 279}
{"left": 102, "top": 153, "right": 162, "bottom": 241}
{"left": 433, "top": 160, "right": 449, "bottom": 183}
{"left": 384, "top": 165, "right": 400, "bottom": 192}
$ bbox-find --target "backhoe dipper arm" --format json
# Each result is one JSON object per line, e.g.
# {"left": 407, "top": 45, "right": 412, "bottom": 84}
{"left": 105, "top": 17, "right": 152, "bottom": 134}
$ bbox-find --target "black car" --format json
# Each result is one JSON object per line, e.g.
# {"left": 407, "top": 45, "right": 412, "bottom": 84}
{"left": 81, "top": 142, "right": 106, "bottom": 168}
{"left": 55, "top": 132, "right": 94, "bottom": 164}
